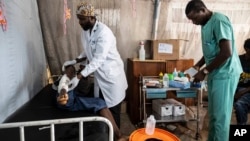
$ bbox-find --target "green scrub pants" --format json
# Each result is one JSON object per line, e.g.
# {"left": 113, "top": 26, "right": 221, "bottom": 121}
{"left": 207, "top": 76, "right": 239, "bottom": 141}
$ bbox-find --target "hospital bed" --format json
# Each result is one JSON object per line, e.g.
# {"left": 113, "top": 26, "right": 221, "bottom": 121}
{"left": 0, "top": 84, "right": 112, "bottom": 141}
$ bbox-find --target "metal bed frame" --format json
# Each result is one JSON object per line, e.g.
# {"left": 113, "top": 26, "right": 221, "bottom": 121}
{"left": 0, "top": 116, "right": 114, "bottom": 141}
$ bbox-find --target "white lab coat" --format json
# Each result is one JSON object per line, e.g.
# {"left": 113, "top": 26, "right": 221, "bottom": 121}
{"left": 79, "top": 21, "right": 128, "bottom": 108}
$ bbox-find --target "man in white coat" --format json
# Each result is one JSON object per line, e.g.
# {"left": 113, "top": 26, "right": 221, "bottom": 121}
{"left": 62, "top": 2, "right": 128, "bottom": 128}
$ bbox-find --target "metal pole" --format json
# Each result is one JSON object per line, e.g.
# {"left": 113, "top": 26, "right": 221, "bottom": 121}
{"left": 50, "top": 124, "right": 55, "bottom": 141}
{"left": 19, "top": 126, "right": 25, "bottom": 141}
{"left": 79, "top": 121, "right": 84, "bottom": 141}
{"left": 152, "top": 0, "right": 161, "bottom": 40}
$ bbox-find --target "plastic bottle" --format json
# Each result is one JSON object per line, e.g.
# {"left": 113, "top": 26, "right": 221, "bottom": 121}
{"left": 163, "top": 73, "right": 169, "bottom": 87}
{"left": 145, "top": 115, "right": 156, "bottom": 135}
{"left": 139, "top": 41, "right": 145, "bottom": 60}
{"left": 173, "top": 68, "right": 178, "bottom": 79}
{"left": 159, "top": 72, "right": 163, "bottom": 84}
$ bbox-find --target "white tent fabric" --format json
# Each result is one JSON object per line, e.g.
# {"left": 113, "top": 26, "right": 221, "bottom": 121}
{"left": 0, "top": 0, "right": 46, "bottom": 122}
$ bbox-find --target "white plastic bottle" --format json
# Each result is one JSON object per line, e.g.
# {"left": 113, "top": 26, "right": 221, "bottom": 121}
{"left": 139, "top": 41, "right": 145, "bottom": 60}
{"left": 145, "top": 115, "right": 156, "bottom": 135}
{"left": 163, "top": 73, "right": 169, "bottom": 87}
{"left": 173, "top": 68, "right": 178, "bottom": 79}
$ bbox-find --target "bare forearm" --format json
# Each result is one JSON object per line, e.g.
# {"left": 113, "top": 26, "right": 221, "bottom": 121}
{"left": 194, "top": 57, "right": 205, "bottom": 69}
{"left": 241, "top": 87, "right": 250, "bottom": 94}
{"left": 206, "top": 53, "right": 231, "bottom": 72}
{"left": 235, "top": 87, "right": 250, "bottom": 99}
{"left": 203, "top": 39, "right": 232, "bottom": 72}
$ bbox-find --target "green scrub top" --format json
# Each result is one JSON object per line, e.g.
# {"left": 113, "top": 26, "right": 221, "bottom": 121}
{"left": 201, "top": 12, "right": 242, "bottom": 80}
{"left": 201, "top": 12, "right": 242, "bottom": 141}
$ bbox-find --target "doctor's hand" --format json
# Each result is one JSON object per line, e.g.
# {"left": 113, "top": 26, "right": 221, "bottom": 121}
{"left": 62, "top": 60, "right": 77, "bottom": 71}
{"left": 77, "top": 74, "right": 83, "bottom": 79}
{"left": 193, "top": 70, "right": 206, "bottom": 83}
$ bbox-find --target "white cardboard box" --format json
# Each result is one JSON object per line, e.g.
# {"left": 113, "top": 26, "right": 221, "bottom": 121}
{"left": 172, "top": 105, "right": 185, "bottom": 116}
{"left": 152, "top": 99, "right": 173, "bottom": 116}
{"left": 165, "top": 98, "right": 186, "bottom": 116}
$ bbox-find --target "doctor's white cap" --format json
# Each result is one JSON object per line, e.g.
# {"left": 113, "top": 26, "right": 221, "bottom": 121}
{"left": 76, "top": 2, "right": 96, "bottom": 16}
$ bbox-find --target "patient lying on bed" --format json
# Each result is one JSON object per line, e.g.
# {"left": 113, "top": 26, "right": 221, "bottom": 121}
{"left": 56, "top": 65, "right": 128, "bottom": 141}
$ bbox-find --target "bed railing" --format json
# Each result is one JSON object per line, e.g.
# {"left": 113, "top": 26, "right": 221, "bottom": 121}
{"left": 0, "top": 116, "right": 114, "bottom": 141}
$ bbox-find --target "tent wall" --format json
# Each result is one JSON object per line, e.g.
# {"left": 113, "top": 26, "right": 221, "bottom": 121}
{"left": 0, "top": 0, "right": 46, "bottom": 122}
{"left": 38, "top": 0, "right": 250, "bottom": 77}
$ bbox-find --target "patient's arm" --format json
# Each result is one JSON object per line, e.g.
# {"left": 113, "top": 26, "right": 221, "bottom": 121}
{"left": 234, "top": 87, "right": 250, "bottom": 100}
{"left": 68, "top": 76, "right": 80, "bottom": 91}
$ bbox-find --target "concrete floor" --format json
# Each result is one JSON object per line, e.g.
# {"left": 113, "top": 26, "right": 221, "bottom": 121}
{"left": 120, "top": 102, "right": 250, "bottom": 141}
{"left": 120, "top": 107, "right": 208, "bottom": 141}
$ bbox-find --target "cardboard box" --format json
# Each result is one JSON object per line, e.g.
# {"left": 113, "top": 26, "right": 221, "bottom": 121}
{"left": 150, "top": 39, "right": 188, "bottom": 60}
{"left": 165, "top": 98, "right": 186, "bottom": 116}
{"left": 152, "top": 99, "right": 173, "bottom": 116}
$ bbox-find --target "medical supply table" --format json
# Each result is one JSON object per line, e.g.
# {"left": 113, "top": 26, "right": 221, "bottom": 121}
{"left": 139, "top": 75, "right": 203, "bottom": 140}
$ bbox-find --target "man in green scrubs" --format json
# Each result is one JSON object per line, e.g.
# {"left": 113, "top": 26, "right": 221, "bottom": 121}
{"left": 185, "top": 0, "right": 242, "bottom": 141}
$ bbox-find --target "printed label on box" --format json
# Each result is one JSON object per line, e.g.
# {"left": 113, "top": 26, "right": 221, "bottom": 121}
{"left": 158, "top": 43, "right": 173, "bottom": 54}
{"left": 173, "top": 105, "right": 185, "bottom": 116}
